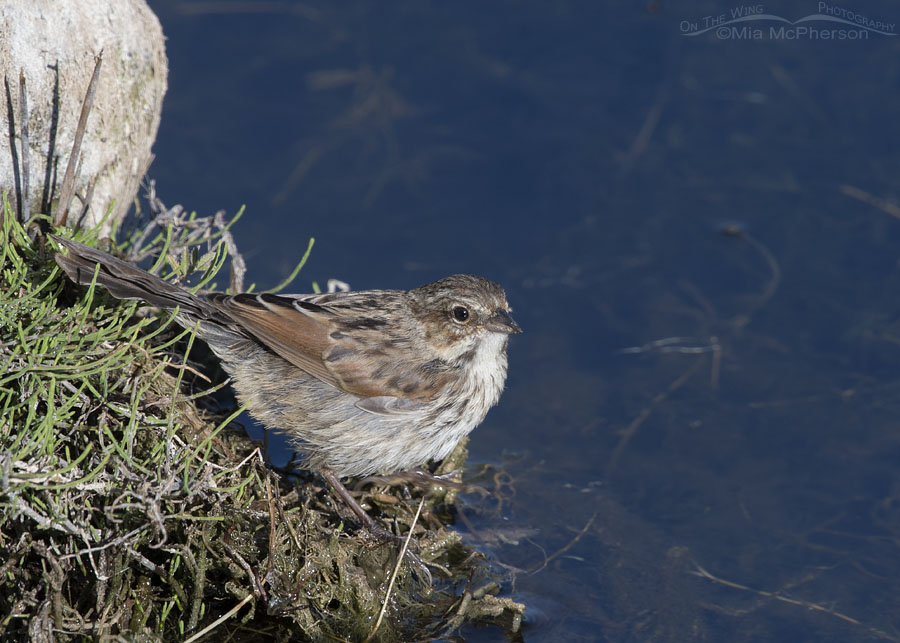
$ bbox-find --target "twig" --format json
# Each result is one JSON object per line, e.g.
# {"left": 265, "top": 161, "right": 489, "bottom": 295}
{"left": 840, "top": 184, "right": 900, "bottom": 220}
{"left": 363, "top": 495, "right": 425, "bottom": 643}
{"left": 75, "top": 172, "right": 98, "bottom": 231}
{"left": 59, "top": 524, "right": 149, "bottom": 560}
{"left": 265, "top": 471, "right": 277, "bottom": 580}
{"left": 527, "top": 512, "right": 596, "bottom": 574}
{"left": 56, "top": 51, "right": 103, "bottom": 227}
{"left": 222, "top": 540, "right": 268, "bottom": 602}
{"left": 692, "top": 562, "right": 898, "bottom": 641}
{"left": 213, "top": 209, "right": 246, "bottom": 292}
{"left": 18, "top": 70, "right": 30, "bottom": 223}
{"left": 619, "top": 83, "right": 668, "bottom": 174}
{"left": 4, "top": 75, "right": 22, "bottom": 221}
{"left": 605, "top": 358, "right": 704, "bottom": 481}
{"left": 183, "top": 594, "right": 253, "bottom": 643}
{"left": 720, "top": 224, "right": 782, "bottom": 330}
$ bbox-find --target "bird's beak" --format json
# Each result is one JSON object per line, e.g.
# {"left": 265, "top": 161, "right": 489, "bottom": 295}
{"left": 485, "top": 309, "right": 522, "bottom": 334}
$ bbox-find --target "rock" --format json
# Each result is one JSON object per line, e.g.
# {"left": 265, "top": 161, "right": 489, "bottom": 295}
{"left": 0, "top": 0, "right": 167, "bottom": 233}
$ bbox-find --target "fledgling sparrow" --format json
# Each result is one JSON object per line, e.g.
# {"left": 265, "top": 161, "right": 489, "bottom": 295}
{"left": 52, "top": 236, "right": 520, "bottom": 532}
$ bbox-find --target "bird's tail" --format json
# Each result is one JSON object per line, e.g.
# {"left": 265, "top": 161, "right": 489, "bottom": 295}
{"left": 52, "top": 235, "right": 215, "bottom": 320}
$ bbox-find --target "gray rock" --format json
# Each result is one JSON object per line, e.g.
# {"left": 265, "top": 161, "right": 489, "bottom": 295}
{"left": 0, "top": 0, "right": 167, "bottom": 233}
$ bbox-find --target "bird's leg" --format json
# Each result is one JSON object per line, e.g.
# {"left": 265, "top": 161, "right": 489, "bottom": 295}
{"left": 320, "top": 469, "right": 432, "bottom": 582}
{"left": 320, "top": 468, "right": 395, "bottom": 539}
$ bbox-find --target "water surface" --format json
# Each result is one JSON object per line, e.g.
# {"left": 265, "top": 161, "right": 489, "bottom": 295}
{"left": 148, "top": 1, "right": 900, "bottom": 640}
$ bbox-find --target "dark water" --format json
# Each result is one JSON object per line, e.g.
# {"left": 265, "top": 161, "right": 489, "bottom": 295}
{"left": 148, "top": 1, "right": 900, "bottom": 640}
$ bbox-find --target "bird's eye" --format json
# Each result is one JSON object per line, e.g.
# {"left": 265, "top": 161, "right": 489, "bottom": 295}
{"left": 452, "top": 305, "right": 470, "bottom": 323}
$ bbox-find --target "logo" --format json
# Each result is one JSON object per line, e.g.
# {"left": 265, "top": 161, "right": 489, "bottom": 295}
{"left": 680, "top": 3, "right": 896, "bottom": 40}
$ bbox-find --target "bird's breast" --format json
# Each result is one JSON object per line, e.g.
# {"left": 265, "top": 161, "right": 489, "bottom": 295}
{"left": 456, "top": 332, "right": 509, "bottom": 414}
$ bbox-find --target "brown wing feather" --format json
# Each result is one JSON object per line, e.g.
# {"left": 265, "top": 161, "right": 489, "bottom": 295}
{"left": 211, "top": 294, "right": 344, "bottom": 390}
{"left": 323, "top": 334, "right": 453, "bottom": 401}
{"left": 211, "top": 293, "right": 451, "bottom": 402}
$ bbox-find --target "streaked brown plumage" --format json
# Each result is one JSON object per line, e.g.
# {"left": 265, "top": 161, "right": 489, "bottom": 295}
{"left": 52, "top": 236, "right": 520, "bottom": 530}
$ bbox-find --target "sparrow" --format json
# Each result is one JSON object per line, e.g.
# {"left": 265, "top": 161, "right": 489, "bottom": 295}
{"left": 52, "top": 235, "right": 520, "bottom": 533}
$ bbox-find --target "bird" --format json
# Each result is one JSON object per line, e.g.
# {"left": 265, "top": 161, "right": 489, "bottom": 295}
{"left": 52, "top": 235, "right": 520, "bottom": 534}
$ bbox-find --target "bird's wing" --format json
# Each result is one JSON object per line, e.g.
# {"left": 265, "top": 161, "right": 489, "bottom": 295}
{"left": 209, "top": 292, "right": 450, "bottom": 406}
